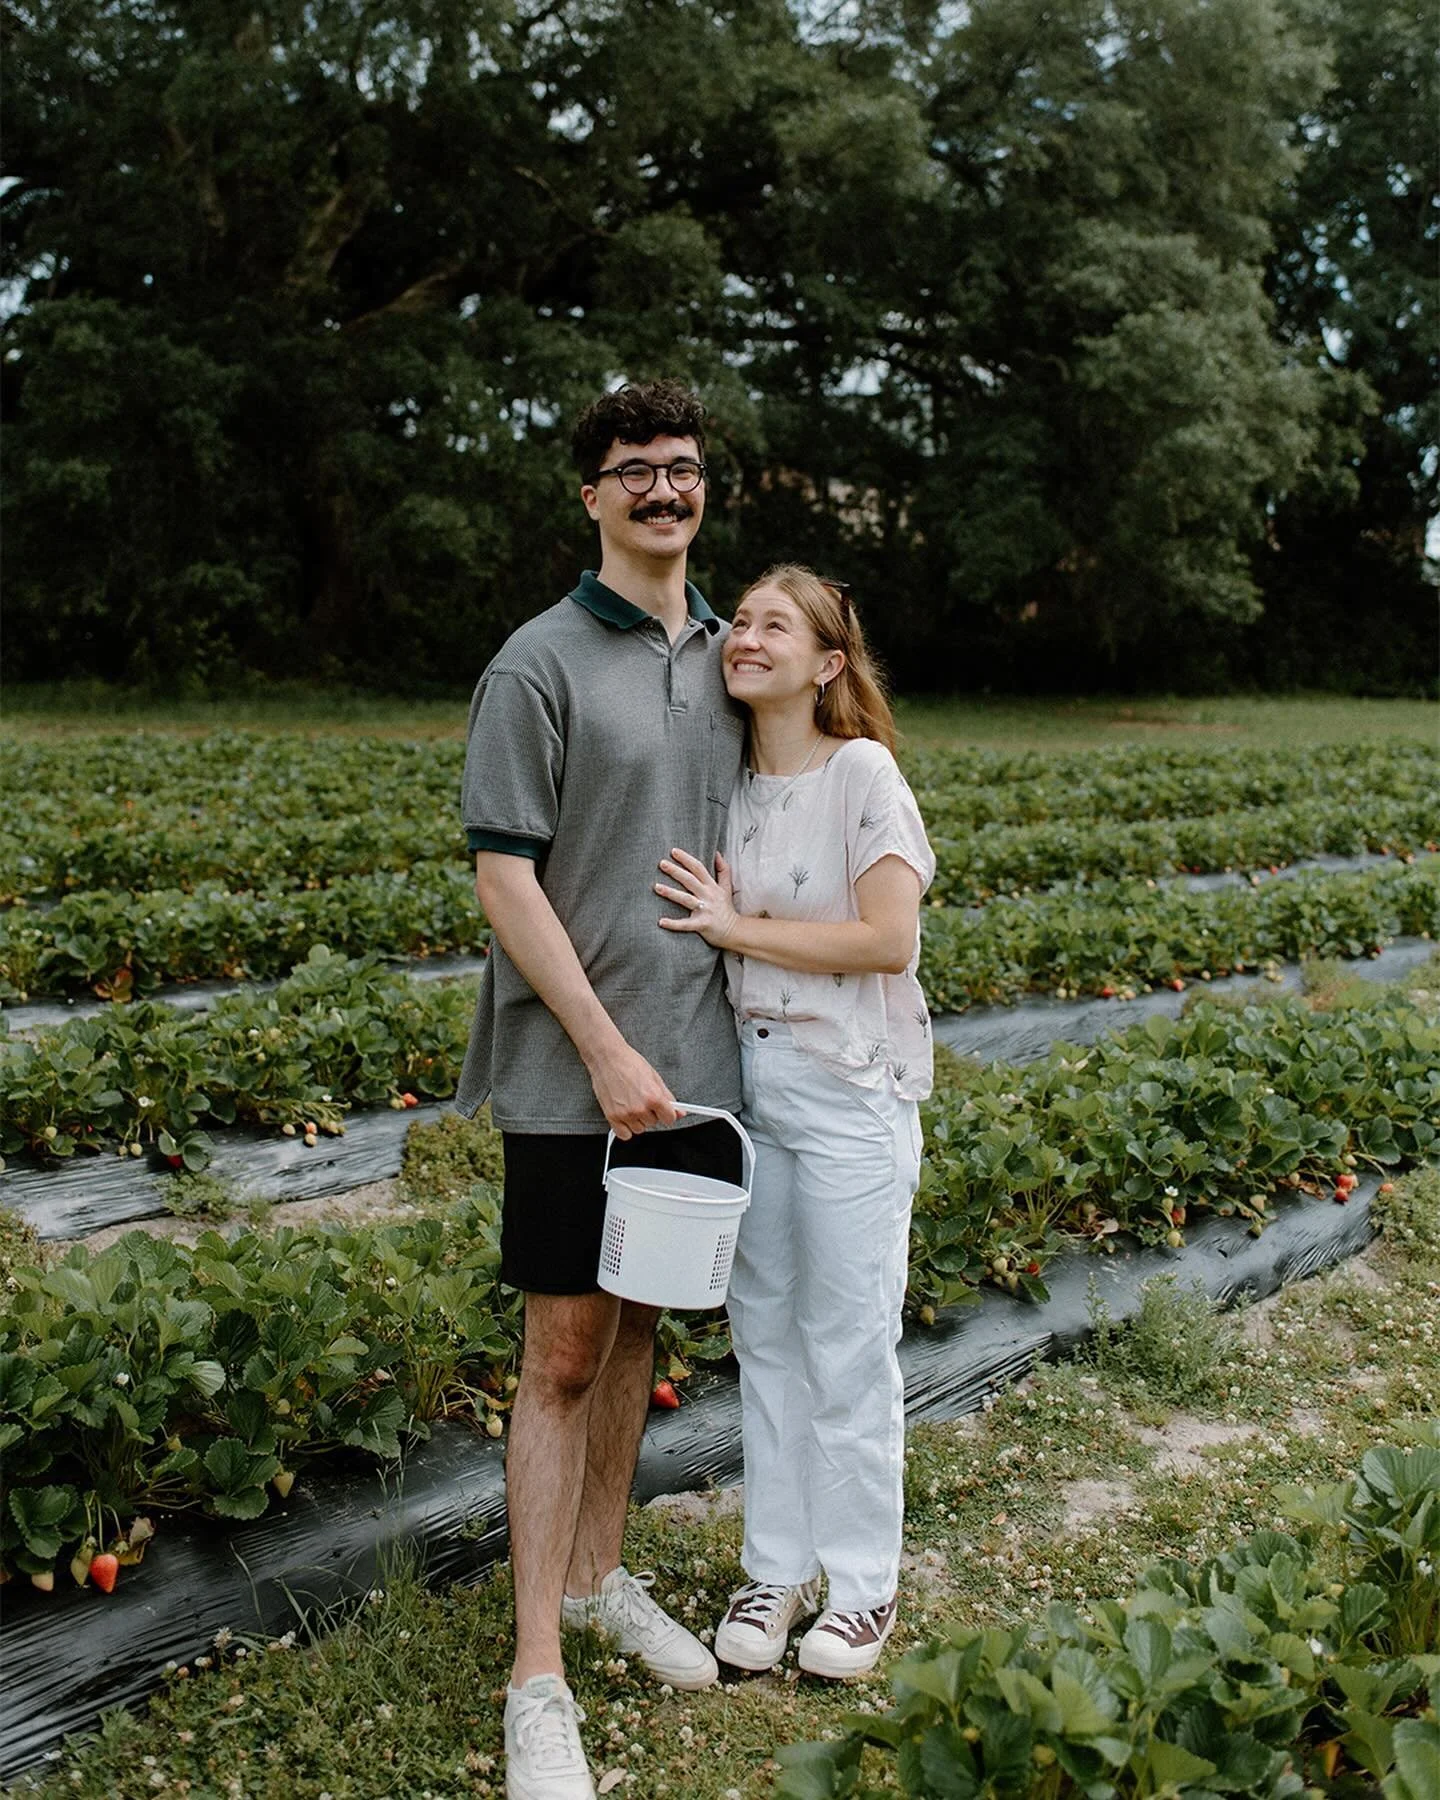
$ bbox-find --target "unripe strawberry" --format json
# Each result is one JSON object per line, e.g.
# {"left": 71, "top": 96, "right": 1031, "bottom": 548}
{"left": 485, "top": 1413, "right": 504, "bottom": 1438}
{"left": 30, "top": 1569, "right": 55, "bottom": 1592}
{"left": 1166, "top": 1229, "right": 1183, "bottom": 1248}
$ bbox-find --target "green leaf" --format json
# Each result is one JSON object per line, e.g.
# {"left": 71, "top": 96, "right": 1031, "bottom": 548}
{"left": 1147, "top": 1739, "right": 1219, "bottom": 1786}
{"left": 1124, "top": 1616, "right": 1173, "bottom": 1688}
{"left": 8, "top": 1484, "right": 83, "bottom": 1559}
{"left": 188, "top": 1359, "right": 226, "bottom": 1398}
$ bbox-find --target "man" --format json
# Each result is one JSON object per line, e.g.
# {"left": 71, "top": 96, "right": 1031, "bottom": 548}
{"left": 456, "top": 379, "right": 745, "bottom": 1800}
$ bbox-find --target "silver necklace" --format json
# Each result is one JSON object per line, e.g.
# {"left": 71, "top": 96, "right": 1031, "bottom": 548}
{"left": 746, "top": 732, "right": 825, "bottom": 810}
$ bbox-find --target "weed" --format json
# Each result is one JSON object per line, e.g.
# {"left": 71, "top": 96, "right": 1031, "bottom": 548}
{"left": 155, "top": 1169, "right": 235, "bottom": 1219}
{"left": 400, "top": 1109, "right": 505, "bottom": 1205}
{"left": 0, "top": 1204, "right": 44, "bottom": 1283}
{"left": 1373, "top": 1165, "right": 1440, "bottom": 1256}
{"left": 1084, "top": 1273, "right": 1235, "bottom": 1414}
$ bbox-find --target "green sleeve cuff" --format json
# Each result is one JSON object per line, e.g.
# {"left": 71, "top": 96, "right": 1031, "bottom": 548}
{"left": 468, "top": 828, "right": 546, "bottom": 860}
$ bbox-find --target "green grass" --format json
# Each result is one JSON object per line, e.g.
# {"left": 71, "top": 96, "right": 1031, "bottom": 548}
{"left": 4, "top": 684, "right": 1435, "bottom": 750}
{"left": 13, "top": 1163, "right": 1439, "bottom": 1800}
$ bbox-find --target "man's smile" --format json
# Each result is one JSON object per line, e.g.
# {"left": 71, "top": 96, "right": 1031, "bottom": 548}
{"left": 630, "top": 501, "right": 693, "bottom": 525}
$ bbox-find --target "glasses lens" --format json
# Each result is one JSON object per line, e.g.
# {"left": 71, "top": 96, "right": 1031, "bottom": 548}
{"left": 613, "top": 460, "right": 704, "bottom": 494}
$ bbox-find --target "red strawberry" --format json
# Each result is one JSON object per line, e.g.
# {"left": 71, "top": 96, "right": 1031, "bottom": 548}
{"left": 400, "top": 1093, "right": 419, "bottom": 1109}
{"left": 89, "top": 1553, "right": 119, "bottom": 1594}
{"left": 650, "top": 1380, "right": 681, "bottom": 1410}
{"left": 1099, "top": 986, "right": 1116, "bottom": 999}
{"left": 1171, "top": 1207, "right": 1185, "bottom": 1225}
{"left": 1169, "top": 978, "right": 1185, "bottom": 992}
{"left": 1025, "top": 1261, "right": 1041, "bottom": 1276}
{"left": 166, "top": 1154, "right": 184, "bottom": 1169}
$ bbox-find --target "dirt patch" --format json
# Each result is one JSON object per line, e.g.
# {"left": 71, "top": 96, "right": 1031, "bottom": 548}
{"left": 645, "top": 1485, "right": 745, "bottom": 1525}
{"left": 900, "top": 1544, "right": 960, "bottom": 1604}
{"left": 1059, "top": 1478, "right": 1136, "bottom": 1529}
{"left": 1133, "top": 1415, "right": 1259, "bottom": 1477}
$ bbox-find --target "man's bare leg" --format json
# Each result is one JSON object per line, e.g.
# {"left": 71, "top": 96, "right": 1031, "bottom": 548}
{"left": 564, "top": 1298, "right": 660, "bottom": 1597}
{"left": 508, "top": 1290, "right": 622, "bottom": 1687}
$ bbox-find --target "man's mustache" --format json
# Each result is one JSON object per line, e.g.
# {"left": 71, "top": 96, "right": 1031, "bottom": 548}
{"left": 630, "top": 500, "right": 694, "bottom": 522}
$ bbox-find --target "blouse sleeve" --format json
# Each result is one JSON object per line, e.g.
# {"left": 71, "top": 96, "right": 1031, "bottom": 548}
{"left": 848, "top": 746, "right": 936, "bottom": 893}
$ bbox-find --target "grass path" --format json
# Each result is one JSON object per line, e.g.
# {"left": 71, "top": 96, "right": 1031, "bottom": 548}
{"left": 13, "top": 1169, "right": 1438, "bottom": 1800}
{"left": 3, "top": 687, "right": 1435, "bottom": 749}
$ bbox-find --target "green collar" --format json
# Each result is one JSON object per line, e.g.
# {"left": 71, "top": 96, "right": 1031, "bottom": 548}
{"left": 570, "top": 571, "right": 717, "bottom": 631}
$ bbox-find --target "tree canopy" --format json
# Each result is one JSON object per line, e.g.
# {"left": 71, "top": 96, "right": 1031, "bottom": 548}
{"left": 2, "top": 0, "right": 1433, "bottom": 691}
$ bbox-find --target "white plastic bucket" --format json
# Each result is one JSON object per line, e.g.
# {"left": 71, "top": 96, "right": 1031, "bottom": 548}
{"left": 597, "top": 1104, "right": 755, "bottom": 1309}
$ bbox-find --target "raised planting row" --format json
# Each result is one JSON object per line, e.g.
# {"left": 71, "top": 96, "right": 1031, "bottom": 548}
{"left": 3, "top": 851, "right": 1434, "bottom": 1006}
{"left": 0, "top": 863, "right": 487, "bottom": 1002}
{"left": 776, "top": 1437, "right": 1440, "bottom": 1800}
{"left": 4, "top": 736, "right": 1434, "bottom": 904}
{"left": 906, "top": 983, "right": 1438, "bottom": 1310}
{"left": 3, "top": 786, "right": 1433, "bottom": 919}
{"left": 926, "top": 796, "right": 1438, "bottom": 907}
{"left": 904, "top": 737, "right": 1436, "bottom": 830}
{"left": 917, "top": 859, "right": 1440, "bottom": 1011}
{"left": 0, "top": 948, "right": 473, "bottom": 1167}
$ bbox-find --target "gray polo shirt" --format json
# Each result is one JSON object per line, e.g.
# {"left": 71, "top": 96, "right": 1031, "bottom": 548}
{"left": 455, "top": 573, "right": 746, "bottom": 1132}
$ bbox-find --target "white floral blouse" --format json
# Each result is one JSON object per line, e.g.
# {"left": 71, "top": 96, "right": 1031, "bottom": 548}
{"left": 723, "top": 736, "right": 936, "bottom": 1101}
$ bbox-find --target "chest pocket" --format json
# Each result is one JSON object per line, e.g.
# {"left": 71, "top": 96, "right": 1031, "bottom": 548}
{"left": 707, "top": 709, "right": 746, "bottom": 805}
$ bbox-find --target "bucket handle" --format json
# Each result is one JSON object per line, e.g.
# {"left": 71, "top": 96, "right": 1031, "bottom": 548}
{"left": 602, "top": 1103, "right": 754, "bottom": 1200}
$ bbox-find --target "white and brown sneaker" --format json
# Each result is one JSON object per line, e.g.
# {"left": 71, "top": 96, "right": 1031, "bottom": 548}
{"left": 796, "top": 1598, "right": 898, "bottom": 1678}
{"left": 714, "top": 1578, "right": 822, "bottom": 1671}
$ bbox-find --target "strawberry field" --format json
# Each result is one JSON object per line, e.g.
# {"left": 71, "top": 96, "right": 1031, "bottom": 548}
{"left": 1, "top": 712, "right": 1438, "bottom": 1793}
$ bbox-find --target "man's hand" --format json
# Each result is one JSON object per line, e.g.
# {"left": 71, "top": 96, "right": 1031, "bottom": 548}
{"left": 586, "top": 1039, "right": 684, "bottom": 1140}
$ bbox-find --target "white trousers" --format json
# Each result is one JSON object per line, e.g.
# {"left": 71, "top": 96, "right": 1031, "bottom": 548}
{"left": 727, "top": 1021, "right": 920, "bottom": 1612}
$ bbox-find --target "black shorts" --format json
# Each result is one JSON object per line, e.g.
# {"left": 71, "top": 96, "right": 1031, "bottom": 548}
{"left": 500, "top": 1118, "right": 744, "bottom": 1296}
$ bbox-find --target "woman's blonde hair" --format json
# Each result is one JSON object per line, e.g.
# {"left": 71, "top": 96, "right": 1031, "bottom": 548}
{"left": 737, "top": 563, "right": 897, "bottom": 753}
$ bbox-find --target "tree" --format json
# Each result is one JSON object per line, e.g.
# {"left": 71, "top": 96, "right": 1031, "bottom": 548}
{"left": 1256, "top": 0, "right": 1437, "bottom": 690}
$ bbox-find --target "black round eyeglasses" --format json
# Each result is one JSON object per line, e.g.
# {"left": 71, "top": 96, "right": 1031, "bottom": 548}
{"left": 594, "top": 459, "right": 707, "bottom": 495}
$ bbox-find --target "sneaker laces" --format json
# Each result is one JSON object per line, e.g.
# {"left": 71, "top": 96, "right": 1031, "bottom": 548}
{"left": 605, "top": 1570, "right": 672, "bottom": 1644}
{"left": 510, "top": 1685, "right": 588, "bottom": 1772}
{"left": 817, "top": 1604, "right": 890, "bottom": 1642}
{"left": 726, "top": 1581, "right": 798, "bottom": 1628}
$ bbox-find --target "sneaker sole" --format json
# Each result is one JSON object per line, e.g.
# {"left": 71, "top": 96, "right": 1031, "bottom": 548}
{"left": 651, "top": 1654, "right": 720, "bottom": 1691}
{"left": 797, "top": 1630, "right": 894, "bottom": 1680}
{"left": 713, "top": 1628, "right": 791, "bottom": 1673}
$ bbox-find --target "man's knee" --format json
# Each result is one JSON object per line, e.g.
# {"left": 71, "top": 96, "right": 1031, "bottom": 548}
{"left": 520, "top": 1293, "right": 619, "bottom": 1400}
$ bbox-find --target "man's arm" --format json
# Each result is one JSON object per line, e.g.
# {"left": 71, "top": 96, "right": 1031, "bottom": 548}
{"left": 475, "top": 851, "right": 682, "bottom": 1139}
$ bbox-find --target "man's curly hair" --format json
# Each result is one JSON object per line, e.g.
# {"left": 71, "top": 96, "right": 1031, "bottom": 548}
{"left": 571, "top": 380, "right": 707, "bottom": 484}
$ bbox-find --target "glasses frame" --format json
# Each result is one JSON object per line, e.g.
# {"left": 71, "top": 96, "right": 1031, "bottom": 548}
{"left": 593, "top": 458, "right": 707, "bottom": 496}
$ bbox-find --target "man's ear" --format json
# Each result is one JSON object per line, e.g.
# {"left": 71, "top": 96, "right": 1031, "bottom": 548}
{"left": 580, "top": 482, "right": 601, "bottom": 521}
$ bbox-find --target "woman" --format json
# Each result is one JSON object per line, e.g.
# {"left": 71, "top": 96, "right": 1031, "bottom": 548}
{"left": 655, "top": 564, "right": 934, "bottom": 1679}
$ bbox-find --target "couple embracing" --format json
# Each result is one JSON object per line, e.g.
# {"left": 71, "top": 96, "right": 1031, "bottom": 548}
{"left": 456, "top": 380, "right": 936, "bottom": 1800}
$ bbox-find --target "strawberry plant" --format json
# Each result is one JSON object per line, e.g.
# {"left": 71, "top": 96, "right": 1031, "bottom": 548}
{"left": 775, "top": 1438, "right": 1440, "bottom": 1798}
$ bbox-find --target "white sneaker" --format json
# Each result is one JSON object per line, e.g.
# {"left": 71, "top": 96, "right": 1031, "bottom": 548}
{"left": 504, "top": 1674, "right": 595, "bottom": 1799}
{"left": 560, "top": 1566, "right": 718, "bottom": 1690}
{"left": 797, "top": 1598, "right": 898, "bottom": 1678}
{"left": 713, "top": 1578, "right": 822, "bottom": 1672}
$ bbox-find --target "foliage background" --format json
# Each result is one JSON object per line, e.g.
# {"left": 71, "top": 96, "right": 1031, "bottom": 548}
{"left": 2, "top": 0, "right": 1434, "bottom": 694}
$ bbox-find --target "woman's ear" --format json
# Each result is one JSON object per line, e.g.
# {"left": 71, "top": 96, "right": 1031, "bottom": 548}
{"left": 820, "top": 648, "right": 846, "bottom": 686}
